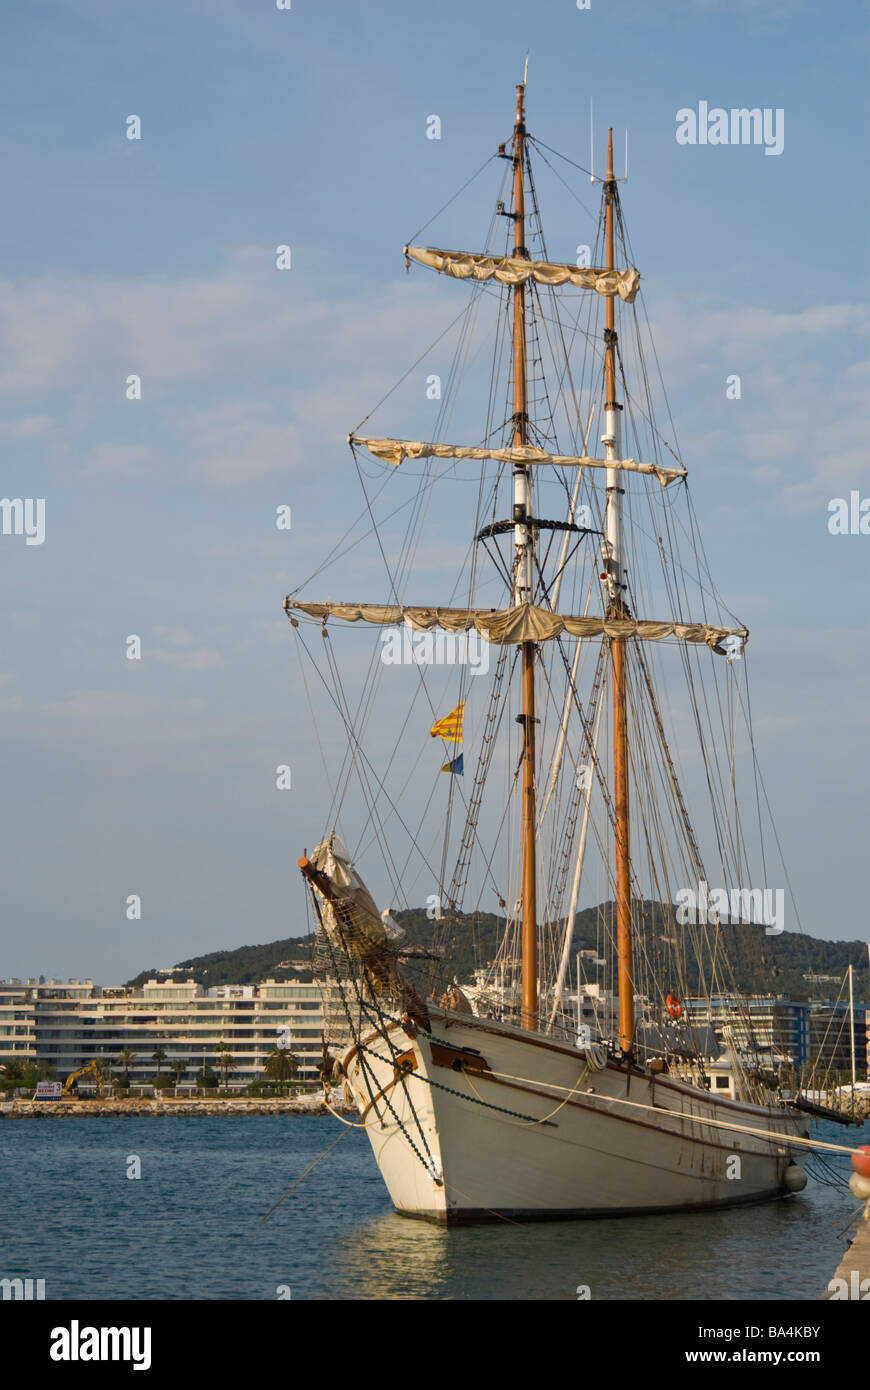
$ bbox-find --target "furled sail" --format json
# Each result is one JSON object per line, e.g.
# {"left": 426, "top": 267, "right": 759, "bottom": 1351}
{"left": 405, "top": 245, "right": 640, "bottom": 303}
{"left": 350, "top": 435, "right": 686, "bottom": 487}
{"left": 302, "top": 833, "right": 430, "bottom": 1027}
{"left": 285, "top": 598, "right": 747, "bottom": 655}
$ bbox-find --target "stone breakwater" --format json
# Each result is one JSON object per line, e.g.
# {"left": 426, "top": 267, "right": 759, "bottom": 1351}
{"left": 828, "top": 1090, "right": 870, "bottom": 1122}
{"left": 0, "top": 1098, "right": 354, "bottom": 1119}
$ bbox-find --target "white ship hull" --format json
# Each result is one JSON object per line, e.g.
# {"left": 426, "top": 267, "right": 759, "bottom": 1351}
{"left": 342, "top": 1008, "right": 809, "bottom": 1224}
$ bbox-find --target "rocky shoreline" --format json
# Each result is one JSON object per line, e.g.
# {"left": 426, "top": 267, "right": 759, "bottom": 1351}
{"left": 827, "top": 1090, "right": 870, "bottom": 1122}
{"left": 0, "top": 1098, "right": 353, "bottom": 1118}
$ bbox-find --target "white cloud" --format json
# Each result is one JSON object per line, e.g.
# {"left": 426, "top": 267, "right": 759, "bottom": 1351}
{"left": 638, "top": 291, "right": 870, "bottom": 512}
{"left": 0, "top": 251, "right": 445, "bottom": 393}
{"left": 153, "top": 646, "right": 222, "bottom": 671}
{"left": 0, "top": 250, "right": 452, "bottom": 488}
{"left": 80, "top": 442, "right": 157, "bottom": 480}
{"left": 686, "top": 0, "right": 808, "bottom": 15}
{"left": 41, "top": 691, "right": 167, "bottom": 720}
{"left": 0, "top": 414, "right": 53, "bottom": 438}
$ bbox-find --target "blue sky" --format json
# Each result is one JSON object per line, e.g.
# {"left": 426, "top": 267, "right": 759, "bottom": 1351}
{"left": 1, "top": 0, "right": 868, "bottom": 982}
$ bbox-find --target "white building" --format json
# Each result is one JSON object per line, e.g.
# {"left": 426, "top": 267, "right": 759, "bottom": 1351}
{"left": 0, "top": 976, "right": 343, "bottom": 1086}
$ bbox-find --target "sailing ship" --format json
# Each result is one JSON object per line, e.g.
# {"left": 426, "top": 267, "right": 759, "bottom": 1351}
{"left": 286, "top": 79, "right": 812, "bottom": 1222}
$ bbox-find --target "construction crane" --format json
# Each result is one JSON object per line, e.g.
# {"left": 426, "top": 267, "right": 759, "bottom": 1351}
{"left": 62, "top": 1060, "right": 105, "bottom": 1097}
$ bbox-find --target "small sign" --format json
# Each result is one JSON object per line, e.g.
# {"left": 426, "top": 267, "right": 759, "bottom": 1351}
{"left": 35, "top": 1081, "right": 62, "bottom": 1100}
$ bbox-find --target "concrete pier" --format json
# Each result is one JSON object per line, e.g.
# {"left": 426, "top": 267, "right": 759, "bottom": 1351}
{"left": 824, "top": 1209, "right": 870, "bottom": 1299}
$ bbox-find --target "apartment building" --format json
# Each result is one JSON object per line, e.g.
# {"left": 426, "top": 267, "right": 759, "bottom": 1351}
{"left": 683, "top": 995, "right": 869, "bottom": 1072}
{"left": 807, "top": 1002, "right": 869, "bottom": 1074}
{"left": 0, "top": 982, "right": 36, "bottom": 1066}
{"left": 0, "top": 976, "right": 344, "bottom": 1086}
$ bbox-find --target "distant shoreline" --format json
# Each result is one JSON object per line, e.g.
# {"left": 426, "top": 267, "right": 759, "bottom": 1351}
{"left": 0, "top": 1098, "right": 353, "bottom": 1119}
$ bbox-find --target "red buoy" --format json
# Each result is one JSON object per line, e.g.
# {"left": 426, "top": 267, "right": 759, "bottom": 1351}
{"left": 851, "top": 1146, "right": 870, "bottom": 1179}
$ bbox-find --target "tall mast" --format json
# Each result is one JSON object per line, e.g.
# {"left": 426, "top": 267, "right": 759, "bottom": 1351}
{"left": 602, "top": 128, "right": 635, "bottom": 1055}
{"left": 848, "top": 962, "right": 856, "bottom": 1116}
{"left": 512, "top": 80, "right": 537, "bottom": 1031}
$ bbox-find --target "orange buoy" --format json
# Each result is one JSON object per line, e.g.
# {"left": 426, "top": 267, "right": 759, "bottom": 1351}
{"left": 666, "top": 993, "right": 683, "bottom": 1021}
{"left": 851, "top": 1146, "right": 870, "bottom": 1179}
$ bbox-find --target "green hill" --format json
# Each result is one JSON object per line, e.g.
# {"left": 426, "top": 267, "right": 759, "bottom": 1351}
{"left": 125, "top": 904, "right": 869, "bottom": 1003}
{"left": 125, "top": 937, "right": 315, "bottom": 989}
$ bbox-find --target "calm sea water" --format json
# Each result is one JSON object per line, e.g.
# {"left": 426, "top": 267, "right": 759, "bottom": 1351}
{"left": 0, "top": 1115, "right": 865, "bottom": 1300}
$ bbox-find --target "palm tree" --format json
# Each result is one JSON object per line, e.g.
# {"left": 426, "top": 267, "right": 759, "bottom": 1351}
{"left": 151, "top": 1046, "right": 168, "bottom": 1071}
{"left": 1, "top": 1059, "right": 27, "bottom": 1086}
{"left": 171, "top": 1059, "right": 187, "bottom": 1093}
{"left": 264, "top": 1047, "right": 299, "bottom": 1086}
{"left": 214, "top": 1041, "right": 236, "bottom": 1093}
{"left": 116, "top": 1048, "right": 135, "bottom": 1088}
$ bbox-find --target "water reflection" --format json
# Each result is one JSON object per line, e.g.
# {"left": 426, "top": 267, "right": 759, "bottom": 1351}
{"left": 325, "top": 1198, "right": 814, "bottom": 1300}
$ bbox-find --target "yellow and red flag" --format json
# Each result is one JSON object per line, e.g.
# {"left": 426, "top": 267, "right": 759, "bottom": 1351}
{"left": 430, "top": 702, "right": 464, "bottom": 741}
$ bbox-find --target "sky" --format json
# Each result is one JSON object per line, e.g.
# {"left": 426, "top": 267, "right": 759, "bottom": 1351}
{"left": 1, "top": 0, "right": 868, "bottom": 983}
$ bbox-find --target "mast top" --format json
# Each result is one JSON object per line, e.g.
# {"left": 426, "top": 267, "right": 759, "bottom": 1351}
{"left": 589, "top": 110, "right": 629, "bottom": 184}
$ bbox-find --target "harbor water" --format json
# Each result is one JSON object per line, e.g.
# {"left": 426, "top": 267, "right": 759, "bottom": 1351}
{"left": 1, "top": 1115, "right": 865, "bottom": 1300}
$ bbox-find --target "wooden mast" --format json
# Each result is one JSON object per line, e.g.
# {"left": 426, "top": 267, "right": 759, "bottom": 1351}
{"left": 603, "top": 128, "right": 635, "bottom": 1055}
{"left": 512, "top": 80, "right": 537, "bottom": 1032}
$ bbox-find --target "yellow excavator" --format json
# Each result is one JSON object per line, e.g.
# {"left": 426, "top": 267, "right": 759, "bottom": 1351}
{"left": 62, "top": 1060, "right": 105, "bottom": 1097}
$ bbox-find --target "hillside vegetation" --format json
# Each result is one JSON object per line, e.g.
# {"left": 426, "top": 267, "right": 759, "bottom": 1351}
{"left": 126, "top": 904, "right": 869, "bottom": 1003}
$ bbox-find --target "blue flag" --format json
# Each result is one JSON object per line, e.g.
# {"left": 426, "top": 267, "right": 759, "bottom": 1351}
{"left": 440, "top": 753, "right": 464, "bottom": 776}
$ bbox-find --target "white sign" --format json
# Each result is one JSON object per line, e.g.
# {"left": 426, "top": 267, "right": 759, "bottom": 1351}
{"left": 35, "top": 1081, "right": 62, "bottom": 1100}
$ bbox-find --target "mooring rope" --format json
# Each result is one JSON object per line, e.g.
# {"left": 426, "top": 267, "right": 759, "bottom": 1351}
{"left": 323, "top": 1097, "right": 370, "bottom": 1128}
{"left": 261, "top": 1128, "right": 350, "bottom": 1222}
{"left": 463, "top": 1063, "right": 591, "bottom": 1127}
{"left": 477, "top": 1064, "right": 864, "bottom": 1156}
